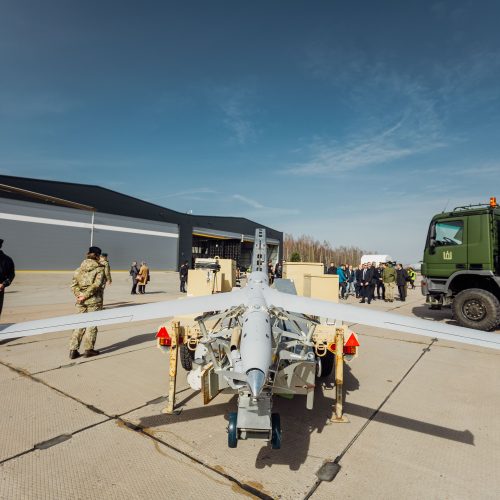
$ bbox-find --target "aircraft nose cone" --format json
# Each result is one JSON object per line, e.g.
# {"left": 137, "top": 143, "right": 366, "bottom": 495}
{"left": 246, "top": 369, "right": 266, "bottom": 397}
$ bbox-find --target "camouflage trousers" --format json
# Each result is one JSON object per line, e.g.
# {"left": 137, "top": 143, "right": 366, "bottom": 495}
{"left": 385, "top": 282, "right": 396, "bottom": 301}
{"left": 69, "top": 302, "right": 103, "bottom": 351}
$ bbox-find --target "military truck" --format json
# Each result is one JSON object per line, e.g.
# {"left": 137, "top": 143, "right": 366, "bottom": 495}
{"left": 421, "top": 197, "right": 500, "bottom": 331}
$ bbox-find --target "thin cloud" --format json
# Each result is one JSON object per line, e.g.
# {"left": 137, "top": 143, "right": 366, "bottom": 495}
{"left": 214, "top": 86, "right": 258, "bottom": 145}
{"left": 231, "top": 193, "right": 299, "bottom": 216}
{"left": 287, "top": 55, "right": 448, "bottom": 175}
{"left": 153, "top": 188, "right": 218, "bottom": 201}
{"left": 285, "top": 117, "right": 445, "bottom": 175}
{"left": 232, "top": 194, "right": 264, "bottom": 209}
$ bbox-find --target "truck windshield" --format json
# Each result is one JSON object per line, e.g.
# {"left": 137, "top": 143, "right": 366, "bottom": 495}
{"left": 435, "top": 220, "right": 463, "bottom": 246}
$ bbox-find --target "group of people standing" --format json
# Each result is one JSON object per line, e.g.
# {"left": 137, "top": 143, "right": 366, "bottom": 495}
{"left": 129, "top": 261, "right": 150, "bottom": 294}
{"left": 327, "top": 262, "right": 416, "bottom": 304}
{"left": 267, "top": 261, "right": 283, "bottom": 284}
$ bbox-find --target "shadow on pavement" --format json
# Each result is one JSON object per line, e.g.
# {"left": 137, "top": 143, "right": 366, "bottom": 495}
{"left": 411, "top": 305, "right": 458, "bottom": 325}
{"left": 344, "top": 401, "right": 474, "bottom": 445}
{"left": 99, "top": 332, "right": 155, "bottom": 353}
{"left": 138, "top": 395, "right": 238, "bottom": 427}
{"left": 254, "top": 364, "right": 361, "bottom": 471}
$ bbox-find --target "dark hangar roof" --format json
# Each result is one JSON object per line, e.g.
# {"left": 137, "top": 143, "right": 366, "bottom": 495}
{"left": 0, "top": 175, "right": 282, "bottom": 240}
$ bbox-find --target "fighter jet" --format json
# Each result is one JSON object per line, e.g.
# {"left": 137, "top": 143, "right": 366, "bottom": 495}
{"left": 1, "top": 229, "right": 499, "bottom": 449}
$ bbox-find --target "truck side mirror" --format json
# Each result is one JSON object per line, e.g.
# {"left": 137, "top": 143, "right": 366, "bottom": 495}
{"left": 429, "top": 238, "right": 436, "bottom": 254}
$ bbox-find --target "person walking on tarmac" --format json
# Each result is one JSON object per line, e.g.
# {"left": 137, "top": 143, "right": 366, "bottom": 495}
{"left": 69, "top": 246, "right": 105, "bottom": 359}
{"left": 407, "top": 267, "right": 416, "bottom": 289}
{"left": 179, "top": 261, "right": 189, "bottom": 293}
{"left": 0, "top": 239, "right": 15, "bottom": 318}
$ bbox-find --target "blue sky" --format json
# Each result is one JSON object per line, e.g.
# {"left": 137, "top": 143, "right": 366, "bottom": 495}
{"left": 1, "top": 1, "right": 499, "bottom": 263}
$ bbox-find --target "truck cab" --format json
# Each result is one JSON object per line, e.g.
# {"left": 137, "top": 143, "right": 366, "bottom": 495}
{"left": 421, "top": 198, "right": 500, "bottom": 331}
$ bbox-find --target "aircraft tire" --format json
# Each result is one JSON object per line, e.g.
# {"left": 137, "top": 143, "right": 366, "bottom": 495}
{"left": 180, "top": 344, "right": 194, "bottom": 371}
{"left": 228, "top": 412, "right": 238, "bottom": 448}
{"left": 452, "top": 288, "right": 500, "bottom": 331}
{"left": 271, "top": 413, "right": 281, "bottom": 450}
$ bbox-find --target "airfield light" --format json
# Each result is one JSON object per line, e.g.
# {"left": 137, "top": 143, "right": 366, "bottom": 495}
{"left": 490, "top": 197, "right": 497, "bottom": 208}
{"left": 156, "top": 326, "right": 172, "bottom": 347}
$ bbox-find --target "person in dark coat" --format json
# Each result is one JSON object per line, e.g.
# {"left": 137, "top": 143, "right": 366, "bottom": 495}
{"left": 0, "top": 239, "right": 15, "bottom": 318}
{"left": 326, "top": 262, "right": 337, "bottom": 275}
{"left": 358, "top": 263, "right": 374, "bottom": 303}
{"left": 179, "top": 261, "right": 189, "bottom": 293}
{"left": 354, "top": 264, "right": 363, "bottom": 298}
{"left": 376, "top": 263, "right": 386, "bottom": 300}
{"left": 129, "top": 261, "right": 139, "bottom": 294}
{"left": 369, "top": 262, "right": 379, "bottom": 302}
{"left": 396, "top": 264, "right": 408, "bottom": 301}
{"left": 274, "top": 261, "right": 283, "bottom": 279}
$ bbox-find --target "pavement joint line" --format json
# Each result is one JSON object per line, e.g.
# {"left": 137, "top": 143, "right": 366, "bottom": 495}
{"left": 0, "top": 360, "right": 173, "bottom": 465}
{"left": 0, "top": 418, "right": 114, "bottom": 466}
{"left": 304, "top": 338, "right": 437, "bottom": 500}
{"left": 115, "top": 416, "right": 273, "bottom": 500}
{"left": 1, "top": 356, "right": 265, "bottom": 496}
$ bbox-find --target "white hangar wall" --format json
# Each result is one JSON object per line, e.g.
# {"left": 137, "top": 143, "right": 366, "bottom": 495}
{"left": 0, "top": 198, "right": 179, "bottom": 270}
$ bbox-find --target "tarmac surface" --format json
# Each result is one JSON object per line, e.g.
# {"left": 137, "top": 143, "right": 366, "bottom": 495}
{"left": 0, "top": 272, "right": 499, "bottom": 499}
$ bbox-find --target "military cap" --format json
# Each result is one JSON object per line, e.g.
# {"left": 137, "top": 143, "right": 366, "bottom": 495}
{"left": 102, "top": 253, "right": 108, "bottom": 257}
{"left": 89, "top": 246, "right": 102, "bottom": 255}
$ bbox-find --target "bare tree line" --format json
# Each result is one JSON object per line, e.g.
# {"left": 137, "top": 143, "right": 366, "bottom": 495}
{"left": 283, "top": 234, "right": 375, "bottom": 265}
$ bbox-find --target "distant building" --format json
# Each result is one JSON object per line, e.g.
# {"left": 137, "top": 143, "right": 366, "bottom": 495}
{"left": 0, "top": 175, "right": 283, "bottom": 271}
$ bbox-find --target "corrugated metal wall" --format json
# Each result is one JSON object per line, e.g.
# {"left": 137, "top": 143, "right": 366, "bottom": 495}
{"left": 0, "top": 198, "right": 179, "bottom": 270}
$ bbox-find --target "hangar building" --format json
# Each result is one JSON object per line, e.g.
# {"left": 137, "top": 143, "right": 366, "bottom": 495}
{"left": 0, "top": 175, "right": 283, "bottom": 271}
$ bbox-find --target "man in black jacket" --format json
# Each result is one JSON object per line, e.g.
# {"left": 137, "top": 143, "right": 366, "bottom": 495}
{"left": 326, "top": 262, "right": 337, "bottom": 275}
{"left": 396, "top": 264, "right": 408, "bottom": 301}
{"left": 354, "top": 264, "right": 363, "bottom": 298}
{"left": 0, "top": 239, "right": 15, "bottom": 318}
{"left": 376, "top": 263, "right": 386, "bottom": 300}
{"left": 358, "top": 263, "right": 374, "bottom": 303}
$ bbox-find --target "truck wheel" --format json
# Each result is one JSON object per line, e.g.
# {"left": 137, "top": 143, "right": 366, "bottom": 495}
{"left": 180, "top": 344, "right": 194, "bottom": 371}
{"left": 452, "top": 288, "right": 500, "bottom": 331}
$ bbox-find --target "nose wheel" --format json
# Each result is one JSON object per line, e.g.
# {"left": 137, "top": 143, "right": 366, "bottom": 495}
{"left": 227, "top": 412, "right": 238, "bottom": 448}
{"left": 271, "top": 413, "right": 281, "bottom": 449}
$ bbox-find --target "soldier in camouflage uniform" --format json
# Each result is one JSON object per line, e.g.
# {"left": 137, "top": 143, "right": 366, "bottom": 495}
{"left": 69, "top": 246, "right": 105, "bottom": 359}
{"left": 100, "top": 253, "right": 112, "bottom": 286}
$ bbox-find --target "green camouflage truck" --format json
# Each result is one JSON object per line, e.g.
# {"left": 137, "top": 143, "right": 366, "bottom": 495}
{"left": 421, "top": 198, "right": 500, "bottom": 331}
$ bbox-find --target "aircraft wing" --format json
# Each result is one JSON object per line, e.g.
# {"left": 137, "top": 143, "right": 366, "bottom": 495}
{"left": 0, "top": 290, "right": 246, "bottom": 341}
{"left": 263, "top": 288, "right": 500, "bottom": 351}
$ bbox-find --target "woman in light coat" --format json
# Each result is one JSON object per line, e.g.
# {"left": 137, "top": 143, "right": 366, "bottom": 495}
{"left": 136, "top": 261, "right": 149, "bottom": 294}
